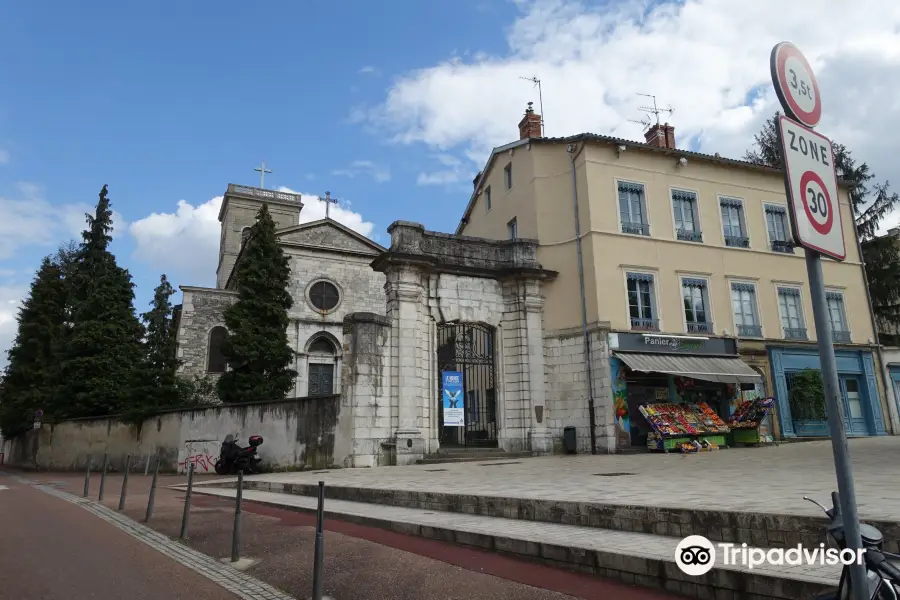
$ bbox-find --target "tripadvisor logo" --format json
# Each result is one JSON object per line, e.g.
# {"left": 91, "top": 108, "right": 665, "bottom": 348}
{"left": 675, "top": 535, "right": 866, "bottom": 577}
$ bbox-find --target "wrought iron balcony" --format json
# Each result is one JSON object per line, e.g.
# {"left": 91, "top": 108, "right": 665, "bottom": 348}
{"left": 737, "top": 324, "right": 763, "bottom": 338}
{"left": 832, "top": 330, "right": 851, "bottom": 343}
{"left": 771, "top": 240, "right": 794, "bottom": 254}
{"left": 677, "top": 229, "right": 703, "bottom": 242}
{"left": 724, "top": 235, "right": 750, "bottom": 248}
{"left": 622, "top": 222, "right": 650, "bottom": 236}
{"left": 784, "top": 327, "right": 808, "bottom": 340}
{"left": 630, "top": 317, "right": 660, "bottom": 332}
{"left": 687, "top": 321, "right": 713, "bottom": 334}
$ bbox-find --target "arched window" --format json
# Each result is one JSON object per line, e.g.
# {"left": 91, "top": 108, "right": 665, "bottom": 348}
{"left": 207, "top": 326, "right": 229, "bottom": 373}
{"left": 307, "top": 335, "right": 336, "bottom": 396}
{"left": 309, "top": 337, "right": 335, "bottom": 355}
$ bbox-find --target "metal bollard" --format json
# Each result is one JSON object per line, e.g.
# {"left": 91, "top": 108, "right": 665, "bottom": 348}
{"left": 231, "top": 470, "right": 243, "bottom": 562}
{"left": 98, "top": 453, "right": 109, "bottom": 502}
{"left": 83, "top": 455, "right": 91, "bottom": 498}
{"left": 144, "top": 454, "right": 150, "bottom": 476}
{"left": 180, "top": 462, "right": 194, "bottom": 539}
{"left": 145, "top": 458, "right": 159, "bottom": 522}
{"left": 312, "top": 480, "right": 325, "bottom": 600}
{"left": 118, "top": 454, "right": 131, "bottom": 510}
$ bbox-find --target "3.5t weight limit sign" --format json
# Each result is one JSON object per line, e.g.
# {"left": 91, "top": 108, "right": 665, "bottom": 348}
{"left": 778, "top": 115, "right": 846, "bottom": 261}
{"left": 771, "top": 42, "right": 822, "bottom": 128}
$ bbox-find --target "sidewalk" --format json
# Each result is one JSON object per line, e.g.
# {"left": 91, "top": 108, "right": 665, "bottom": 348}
{"left": 21, "top": 470, "right": 678, "bottom": 600}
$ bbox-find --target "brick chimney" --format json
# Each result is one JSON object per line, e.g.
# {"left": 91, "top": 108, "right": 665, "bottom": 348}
{"left": 644, "top": 122, "right": 676, "bottom": 149}
{"left": 518, "top": 102, "right": 543, "bottom": 139}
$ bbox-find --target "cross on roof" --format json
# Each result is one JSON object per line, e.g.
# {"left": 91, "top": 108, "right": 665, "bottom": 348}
{"left": 320, "top": 191, "right": 339, "bottom": 219}
{"left": 254, "top": 161, "right": 272, "bottom": 188}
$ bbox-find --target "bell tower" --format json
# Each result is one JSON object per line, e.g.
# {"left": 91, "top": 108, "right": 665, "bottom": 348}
{"left": 216, "top": 184, "right": 303, "bottom": 288}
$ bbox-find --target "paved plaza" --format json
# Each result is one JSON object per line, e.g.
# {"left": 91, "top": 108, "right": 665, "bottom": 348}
{"left": 216, "top": 437, "right": 900, "bottom": 521}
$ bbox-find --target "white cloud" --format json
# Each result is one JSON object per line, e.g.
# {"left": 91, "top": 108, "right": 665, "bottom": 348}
{"left": 360, "top": 0, "right": 900, "bottom": 226}
{"left": 128, "top": 187, "right": 377, "bottom": 287}
{"left": 0, "top": 149, "right": 10, "bottom": 165}
{"left": 0, "top": 284, "right": 26, "bottom": 370}
{"left": 358, "top": 66, "right": 378, "bottom": 75}
{"left": 332, "top": 160, "right": 391, "bottom": 183}
{"left": 0, "top": 182, "right": 126, "bottom": 260}
{"left": 417, "top": 154, "right": 473, "bottom": 188}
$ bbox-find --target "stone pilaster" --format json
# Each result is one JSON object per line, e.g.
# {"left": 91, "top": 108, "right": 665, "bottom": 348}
{"left": 523, "top": 279, "right": 552, "bottom": 453}
{"left": 385, "top": 265, "right": 427, "bottom": 464}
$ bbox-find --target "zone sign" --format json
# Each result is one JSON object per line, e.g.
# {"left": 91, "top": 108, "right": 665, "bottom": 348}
{"left": 778, "top": 115, "right": 846, "bottom": 261}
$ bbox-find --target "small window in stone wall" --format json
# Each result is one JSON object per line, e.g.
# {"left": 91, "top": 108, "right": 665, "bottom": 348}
{"left": 207, "top": 326, "right": 229, "bottom": 373}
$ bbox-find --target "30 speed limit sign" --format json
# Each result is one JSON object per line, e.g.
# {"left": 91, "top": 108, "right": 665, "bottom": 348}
{"left": 778, "top": 115, "right": 846, "bottom": 261}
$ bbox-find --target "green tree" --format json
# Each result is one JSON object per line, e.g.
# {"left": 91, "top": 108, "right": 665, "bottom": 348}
{"left": 57, "top": 185, "right": 145, "bottom": 418}
{"left": 217, "top": 203, "right": 296, "bottom": 403}
{"left": 0, "top": 250, "right": 72, "bottom": 435}
{"left": 136, "top": 274, "right": 182, "bottom": 411}
{"left": 744, "top": 114, "right": 900, "bottom": 338}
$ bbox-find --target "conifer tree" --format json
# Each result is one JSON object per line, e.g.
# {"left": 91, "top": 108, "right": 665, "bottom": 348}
{"left": 0, "top": 251, "right": 70, "bottom": 435}
{"left": 57, "top": 185, "right": 145, "bottom": 417}
{"left": 217, "top": 203, "right": 296, "bottom": 403}
{"left": 136, "top": 273, "right": 182, "bottom": 410}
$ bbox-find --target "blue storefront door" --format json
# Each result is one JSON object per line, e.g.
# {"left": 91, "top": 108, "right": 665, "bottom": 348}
{"left": 840, "top": 376, "right": 867, "bottom": 435}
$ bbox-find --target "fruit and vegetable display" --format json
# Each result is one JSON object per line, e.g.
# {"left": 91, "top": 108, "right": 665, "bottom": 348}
{"left": 728, "top": 397, "right": 775, "bottom": 429}
{"left": 639, "top": 402, "right": 731, "bottom": 438}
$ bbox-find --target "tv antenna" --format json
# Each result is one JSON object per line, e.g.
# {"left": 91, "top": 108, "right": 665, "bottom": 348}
{"left": 628, "top": 93, "right": 674, "bottom": 132}
{"left": 519, "top": 75, "right": 545, "bottom": 135}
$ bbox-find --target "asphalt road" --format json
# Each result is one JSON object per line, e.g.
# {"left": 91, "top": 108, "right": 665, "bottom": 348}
{"left": 0, "top": 474, "right": 238, "bottom": 600}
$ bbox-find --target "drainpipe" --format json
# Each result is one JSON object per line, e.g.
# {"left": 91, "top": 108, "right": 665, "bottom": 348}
{"left": 567, "top": 142, "right": 598, "bottom": 455}
{"left": 852, "top": 222, "right": 899, "bottom": 434}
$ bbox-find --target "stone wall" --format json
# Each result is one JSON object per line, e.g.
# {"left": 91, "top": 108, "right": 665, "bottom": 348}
{"left": 544, "top": 323, "right": 615, "bottom": 454}
{"left": 3, "top": 396, "right": 349, "bottom": 472}
{"left": 341, "top": 312, "right": 393, "bottom": 467}
{"left": 175, "top": 286, "right": 239, "bottom": 381}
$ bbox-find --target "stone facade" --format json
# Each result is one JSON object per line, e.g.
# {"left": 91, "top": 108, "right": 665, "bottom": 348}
{"left": 176, "top": 184, "right": 387, "bottom": 401}
{"left": 175, "top": 286, "right": 238, "bottom": 382}
{"left": 360, "top": 221, "right": 558, "bottom": 462}
{"left": 543, "top": 323, "right": 615, "bottom": 454}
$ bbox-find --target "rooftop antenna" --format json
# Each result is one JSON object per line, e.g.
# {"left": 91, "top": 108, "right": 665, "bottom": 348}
{"left": 628, "top": 93, "right": 674, "bottom": 131}
{"left": 519, "top": 75, "right": 545, "bottom": 135}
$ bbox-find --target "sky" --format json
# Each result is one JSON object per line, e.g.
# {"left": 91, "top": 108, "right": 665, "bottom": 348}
{"left": 1, "top": 0, "right": 899, "bottom": 367}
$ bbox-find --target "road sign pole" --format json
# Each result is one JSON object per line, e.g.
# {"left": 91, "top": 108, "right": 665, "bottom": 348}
{"left": 806, "top": 252, "right": 869, "bottom": 600}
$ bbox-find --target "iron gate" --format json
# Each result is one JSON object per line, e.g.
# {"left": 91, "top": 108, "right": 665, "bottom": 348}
{"left": 436, "top": 322, "right": 497, "bottom": 446}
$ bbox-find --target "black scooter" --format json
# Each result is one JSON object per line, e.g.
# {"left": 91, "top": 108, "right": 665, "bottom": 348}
{"left": 807, "top": 492, "right": 900, "bottom": 599}
{"left": 214, "top": 434, "right": 263, "bottom": 475}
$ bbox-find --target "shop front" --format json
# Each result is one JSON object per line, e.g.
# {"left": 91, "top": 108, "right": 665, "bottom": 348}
{"left": 769, "top": 345, "right": 887, "bottom": 438}
{"left": 609, "top": 332, "right": 774, "bottom": 452}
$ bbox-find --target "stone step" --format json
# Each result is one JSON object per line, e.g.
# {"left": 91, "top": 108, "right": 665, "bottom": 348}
{"left": 195, "top": 478, "right": 900, "bottom": 554}
{"left": 181, "top": 484, "right": 838, "bottom": 600}
{"left": 416, "top": 451, "right": 534, "bottom": 465}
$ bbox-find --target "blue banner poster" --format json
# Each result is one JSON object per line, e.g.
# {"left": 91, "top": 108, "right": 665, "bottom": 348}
{"left": 442, "top": 371, "right": 465, "bottom": 427}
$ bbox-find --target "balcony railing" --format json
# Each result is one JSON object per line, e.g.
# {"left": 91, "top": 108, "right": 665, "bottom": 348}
{"left": 737, "top": 324, "right": 763, "bottom": 338}
{"left": 832, "top": 330, "right": 851, "bottom": 343}
{"left": 687, "top": 321, "right": 713, "bottom": 334}
{"left": 784, "top": 327, "right": 808, "bottom": 340}
{"left": 630, "top": 317, "right": 660, "bottom": 332}
{"left": 622, "top": 222, "right": 650, "bottom": 236}
{"left": 677, "top": 229, "right": 703, "bottom": 242}
{"left": 227, "top": 183, "right": 302, "bottom": 203}
{"left": 725, "top": 235, "right": 750, "bottom": 248}
{"left": 771, "top": 240, "right": 794, "bottom": 254}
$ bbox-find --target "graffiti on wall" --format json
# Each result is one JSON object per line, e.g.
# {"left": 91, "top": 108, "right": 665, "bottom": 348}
{"left": 610, "top": 357, "right": 630, "bottom": 448}
{"left": 177, "top": 440, "right": 220, "bottom": 474}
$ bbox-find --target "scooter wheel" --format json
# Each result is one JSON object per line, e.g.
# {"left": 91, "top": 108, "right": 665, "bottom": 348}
{"left": 214, "top": 459, "right": 228, "bottom": 475}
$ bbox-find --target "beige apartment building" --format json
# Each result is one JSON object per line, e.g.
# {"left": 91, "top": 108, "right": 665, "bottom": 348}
{"left": 458, "top": 105, "right": 896, "bottom": 450}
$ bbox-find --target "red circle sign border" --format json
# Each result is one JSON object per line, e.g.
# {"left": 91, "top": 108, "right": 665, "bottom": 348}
{"left": 799, "top": 170, "right": 834, "bottom": 235}
{"left": 771, "top": 42, "right": 822, "bottom": 128}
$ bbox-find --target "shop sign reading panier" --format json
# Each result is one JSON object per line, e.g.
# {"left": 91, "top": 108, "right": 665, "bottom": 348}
{"left": 771, "top": 42, "right": 846, "bottom": 261}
